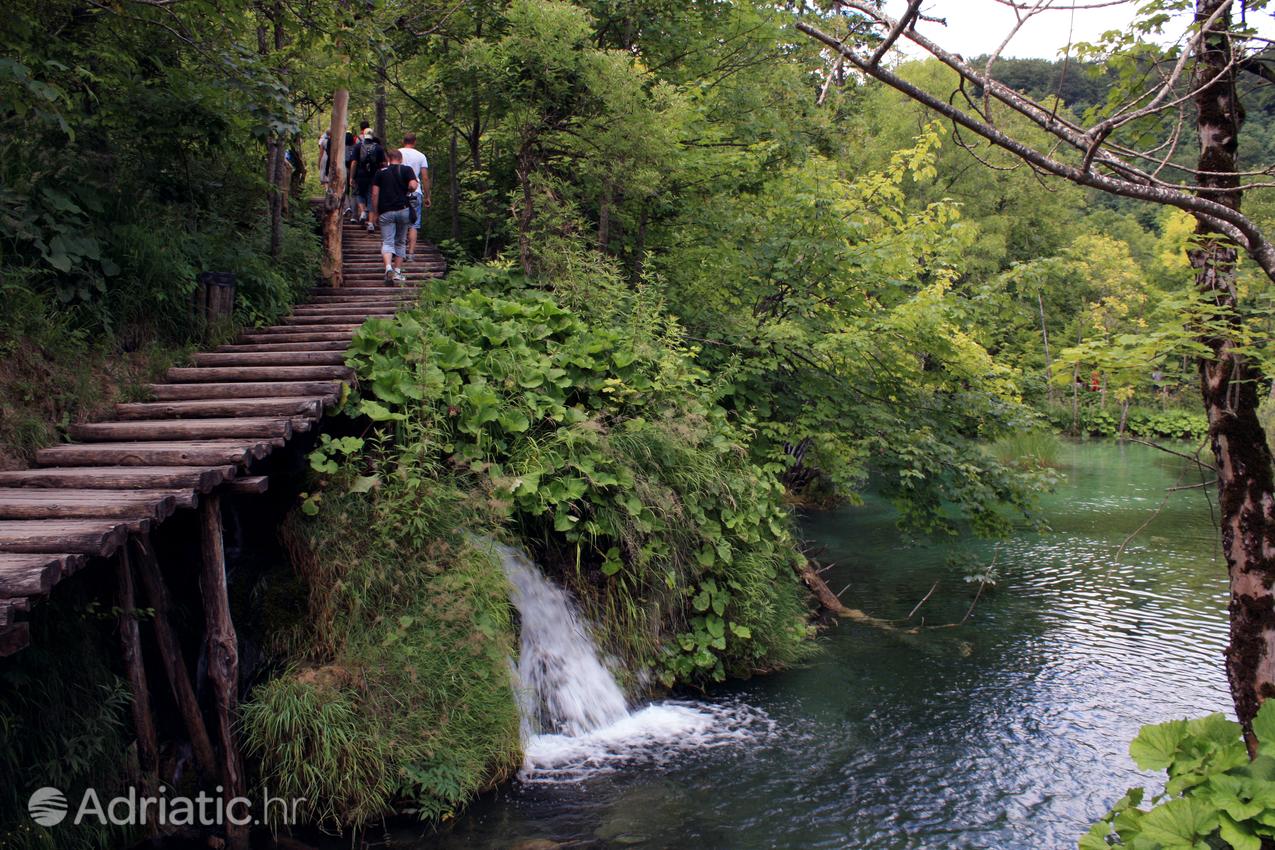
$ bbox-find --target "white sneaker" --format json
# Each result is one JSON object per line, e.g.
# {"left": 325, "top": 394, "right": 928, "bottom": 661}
{"left": 384, "top": 267, "right": 395, "bottom": 282}
{"left": 393, "top": 268, "right": 407, "bottom": 283}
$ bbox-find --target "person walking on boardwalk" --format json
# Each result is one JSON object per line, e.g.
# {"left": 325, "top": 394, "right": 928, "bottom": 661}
{"left": 370, "top": 148, "right": 419, "bottom": 284}
{"left": 353, "top": 127, "right": 384, "bottom": 230}
{"left": 397, "top": 132, "right": 431, "bottom": 262}
{"left": 345, "top": 121, "right": 367, "bottom": 219}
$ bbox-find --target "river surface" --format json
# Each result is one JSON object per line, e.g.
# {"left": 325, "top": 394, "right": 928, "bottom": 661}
{"left": 405, "top": 441, "right": 1230, "bottom": 850}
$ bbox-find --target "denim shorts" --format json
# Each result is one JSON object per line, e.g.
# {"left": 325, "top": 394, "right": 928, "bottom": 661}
{"left": 409, "top": 191, "right": 424, "bottom": 231}
{"left": 379, "top": 207, "right": 411, "bottom": 258}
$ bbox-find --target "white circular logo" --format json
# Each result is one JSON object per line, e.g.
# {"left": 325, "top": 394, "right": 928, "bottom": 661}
{"left": 28, "top": 787, "right": 67, "bottom": 827}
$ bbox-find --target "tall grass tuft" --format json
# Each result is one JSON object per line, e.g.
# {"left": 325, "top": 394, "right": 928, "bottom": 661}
{"left": 990, "top": 429, "right": 1063, "bottom": 471}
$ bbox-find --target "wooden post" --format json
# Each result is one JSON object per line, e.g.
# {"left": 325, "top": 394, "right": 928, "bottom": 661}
{"left": 322, "top": 89, "right": 349, "bottom": 288}
{"left": 199, "top": 494, "right": 247, "bottom": 850}
{"left": 116, "top": 545, "right": 159, "bottom": 800}
{"left": 131, "top": 534, "right": 218, "bottom": 783}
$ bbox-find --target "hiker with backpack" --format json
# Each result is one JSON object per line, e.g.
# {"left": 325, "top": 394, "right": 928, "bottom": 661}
{"left": 346, "top": 121, "right": 368, "bottom": 219}
{"left": 352, "top": 128, "right": 385, "bottom": 230}
{"left": 397, "top": 132, "right": 431, "bottom": 262}
{"left": 369, "top": 148, "right": 419, "bottom": 284}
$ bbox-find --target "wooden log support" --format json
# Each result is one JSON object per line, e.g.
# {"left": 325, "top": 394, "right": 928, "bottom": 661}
{"left": 222, "top": 476, "right": 269, "bottom": 495}
{"left": 198, "top": 494, "right": 248, "bottom": 850}
{"left": 166, "top": 366, "right": 354, "bottom": 383}
{"left": 70, "top": 418, "right": 293, "bottom": 442}
{"left": 116, "top": 544, "right": 160, "bottom": 796}
{"left": 0, "top": 520, "right": 130, "bottom": 556}
{"left": 116, "top": 398, "right": 325, "bottom": 420}
{"left": 132, "top": 534, "right": 218, "bottom": 782}
{"left": 145, "top": 381, "right": 344, "bottom": 401}
{"left": 0, "top": 553, "right": 65, "bottom": 596}
{"left": 36, "top": 441, "right": 269, "bottom": 468}
{"left": 0, "top": 623, "right": 30, "bottom": 657}
{"left": 0, "top": 466, "right": 234, "bottom": 491}
{"left": 243, "top": 324, "right": 362, "bottom": 338}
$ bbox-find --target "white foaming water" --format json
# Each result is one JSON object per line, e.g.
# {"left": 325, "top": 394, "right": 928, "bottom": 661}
{"left": 490, "top": 542, "right": 772, "bottom": 783}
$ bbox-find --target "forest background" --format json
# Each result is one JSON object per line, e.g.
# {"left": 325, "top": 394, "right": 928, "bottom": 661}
{"left": 4, "top": 0, "right": 1272, "bottom": 840}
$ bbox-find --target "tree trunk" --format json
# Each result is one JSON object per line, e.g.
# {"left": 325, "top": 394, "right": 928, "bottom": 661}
{"left": 375, "top": 84, "right": 386, "bottom": 142}
{"left": 322, "top": 89, "right": 349, "bottom": 288}
{"left": 516, "top": 141, "right": 537, "bottom": 276}
{"left": 598, "top": 179, "right": 613, "bottom": 251}
{"left": 268, "top": 135, "right": 286, "bottom": 260}
{"left": 449, "top": 123, "right": 461, "bottom": 241}
{"left": 1190, "top": 0, "right": 1275, "bottom": 754}
{"left": 1037, "top": 292, "right": 1054, "bottom": 403}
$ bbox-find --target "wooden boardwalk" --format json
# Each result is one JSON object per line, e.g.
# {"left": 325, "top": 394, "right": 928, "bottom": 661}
{"left": 0, "top": 221, "right": 444, "bottom": 655}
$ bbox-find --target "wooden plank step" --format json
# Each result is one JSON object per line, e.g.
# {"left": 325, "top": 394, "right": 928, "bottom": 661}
{"left": 0, "top": 600, "right": 18, "bottom": 628}
{"left": 37, "top": 440, "right": 273, "bottom": 468}
{"left": 191, "top": 351, "right": 347, "bottom": 367}
{"left": 244, "top": 324, "right": 361, "bottom": 337}
{"left": 0, "top": 553, "right": 69, "bottom": 595}
{"left": 116, "top": 397, "right": 325, "bottom": 420}
{"left": 166, "top": 366, "right": 353, "bottom": 383}
{"left": 237, "top": 330, "right": 355, "bottom": 344}
{"left": 291, "top": 302, "right": 407, "bottom": 314}
{"left": 223, "top": 476, "right": 268, "bottom": 495}
{"left": 0, "top": 466, "right": 234, "bottom": 491}
{"left": 216, "top": 340, "right": 351, "bottom": 353}
{"left": 145, "top": 382, "right": 343, "bottom": 401}
{"left": 70, "top": 418, "right": 292, "bottom": 442}
{"left": 0, "top": 488, "right": 193, "bottom": 511}
{"left": 0, "top": 490, "right": 179, "bottom": 522}
{"left": 0, "top": 520, "right": 131, "bottom": 556}
{"left": 282, "top": 313, "right": 390, "bottom": 325}
{"left": 313, "top": 287, "right": 418, "bottom": 295}
{"left": 309, "top": 289, "right": 419, "bottom": 298}
{"left": 0, "top": 623, "right": 31, "bottom": 657}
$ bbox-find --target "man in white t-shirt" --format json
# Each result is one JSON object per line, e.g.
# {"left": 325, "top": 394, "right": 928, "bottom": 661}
{"left": 398, "top": 132, "right": 430, "bottom": 262}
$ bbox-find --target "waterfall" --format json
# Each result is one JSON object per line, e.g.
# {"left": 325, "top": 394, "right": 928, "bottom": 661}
{"left": 496, "top": 542, "right": 630, "bottom": 736}
{"left": 487, "top": 541, "right": 773, "bottom": 783}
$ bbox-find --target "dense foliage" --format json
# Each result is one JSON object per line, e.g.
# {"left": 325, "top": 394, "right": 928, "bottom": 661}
{"left": 1083, "top": 703, "right": 1275, "bottom": 850}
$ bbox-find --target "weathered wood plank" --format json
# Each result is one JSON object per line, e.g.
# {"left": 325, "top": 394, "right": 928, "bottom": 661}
{"left": 145, "top": 381, "right": 343, "bottom": 401}
{"left": 37, "top": 440, "right": 274, "bottom": 468}
{"left": 245, "top": 324, "right": 361, "bottom": 337}
{"left": 116, "top": 398, "right": 325, "bottom": 420}
{"left": 307, "top": 287, "right": 417, "bottom": 295}
{"left": 236, "top": 330, "right": 354, "bottom": 344}
{"left": 191, "top": 351, "right": 348, "bottom": 367}
{"left": 0, "top": 465, "right": 234, "bottom": 491}
{"left": 0, "top": 519, "right": 131, "bottom": 556}
{"left": 222, "top": 476, "right": 268, "bottom": 494}
{"left": 0, "top": 554, "right": 64, "bottom": 595}
{"left": 0, "top": 490, "right": 177, "bottom": 522}
{"left": 166, "top": 365, "right": 353, "bottom": 383}
{"left": 214, "top": 340, "right": 351, "bottom": 353}
{"left": 282, "top": 313, "right": 390, "bottom": 325}
{"left": 0, "top": 623, "right": 30, "bottom": 657}
{"left": 70, "top": 418, "right": 292, "bottom": 442}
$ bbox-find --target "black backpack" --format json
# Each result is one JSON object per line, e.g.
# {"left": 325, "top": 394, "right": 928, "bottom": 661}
{"left": 359, "top": 141, "right": 381, "bottom": 173}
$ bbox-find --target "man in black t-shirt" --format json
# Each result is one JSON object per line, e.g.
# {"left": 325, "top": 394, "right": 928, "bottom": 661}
{"left": 369, "top": 148, "right": 419, "bottom": 283}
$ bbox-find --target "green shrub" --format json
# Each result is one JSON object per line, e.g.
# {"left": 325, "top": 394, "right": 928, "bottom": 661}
{"left": 242, "top": 483, "right": 521, "bottom": 831}
{"left": 1082, "top": 702, "right": 1275, "bottom": 850}
{"left": 343, "top": 267, "right": 814, "bottom": 685}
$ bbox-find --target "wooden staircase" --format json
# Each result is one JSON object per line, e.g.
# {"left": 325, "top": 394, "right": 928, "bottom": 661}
{"left": 0, "top": 221, "right": 444, "bottom": 654}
